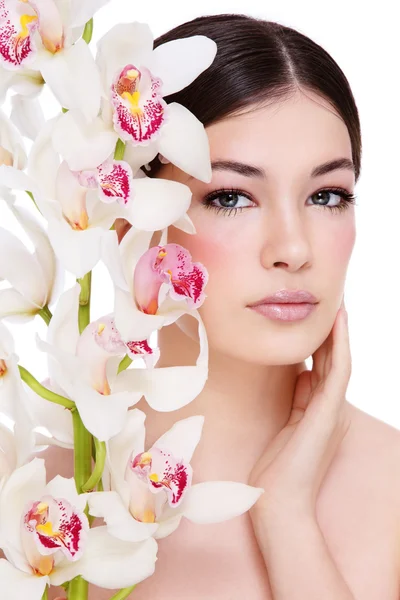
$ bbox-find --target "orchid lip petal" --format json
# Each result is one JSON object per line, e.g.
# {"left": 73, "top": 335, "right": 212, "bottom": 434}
{"left": 95, "top": 158, "right": 134, "bottom": 205}
{"left": 0, "top": 1, "right": 39, "bottom": 69}
{"left": 111, "top": 64, "right": 167, "bottom": 145}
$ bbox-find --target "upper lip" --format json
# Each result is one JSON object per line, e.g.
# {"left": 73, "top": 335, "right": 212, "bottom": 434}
{"left": 248, "top": 289, "right": 318, "bottom": 306}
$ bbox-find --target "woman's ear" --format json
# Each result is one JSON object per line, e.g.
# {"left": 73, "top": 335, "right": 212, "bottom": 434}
{"left": 114, "top": 218, "right": 131, "bottom": 244}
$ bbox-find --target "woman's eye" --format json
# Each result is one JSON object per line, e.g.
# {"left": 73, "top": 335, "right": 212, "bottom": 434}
{"left": 201, "top": 190, "right": 255, "bottom": 217}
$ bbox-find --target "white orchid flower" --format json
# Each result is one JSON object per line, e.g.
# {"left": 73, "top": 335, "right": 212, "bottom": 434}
{"left": 0, "top": 458, "right": 158, "bottom": 599}
{"left": 0, "top": 108, "right": 27, "bottom": 171}
{"left": 35, "top": 283, "right": 158, "bottom": 441}
{"left": 101, "top": 226, "right": 210, "bottom": 412}
{"left": 88, "top": 409, "right": 264, "bottom": 543}
{"left": 0, "top": 196, "right": 56, "bottom": 321}
{"left": 96, "top": 22, "right": 217, "bottom": 182}
{"left": 0, "top": 0, "right": 111, "bottom": 121}
{"left": 50, "top": 107, "right": 197, "bottom": 238}
{"left": 51, "top": 21, "right": 216, "bottom": 181}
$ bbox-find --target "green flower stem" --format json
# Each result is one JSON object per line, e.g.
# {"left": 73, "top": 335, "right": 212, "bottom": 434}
{"left": 25, "top": 189, "right": 41, "bottom": 214}
{"left": 68, "top": 575, "right": 89, "bottom": 600}
{"left": 82, "top": 438, "right": 106, "bottom": 492}
{"left": 117, "top": 354, "right": 132, "bottom": 373}
{"left": 38, "top": 304, "right": 53, "bottom": 325}
{"left": 82, "top": 18, "right": 93, "bottom": 44}
{"left": 18, "top": 365, "right": 75, "bottom": 410}
{"left": 41, "top": 586, "right": 48, "bottom": 600}
{"left": 62, "top": 107, "right": 68, "bottom": 113}
{"left": 72, "top": 409, "right": 92, "bottom": 494}
{"left": 114, "top": 138, "right": 126, "bottom": 160}
{"left": 109, "top": 586, "right": 137, "bottom": 600}
{"left": 77, "top": 271, "right": 92, "bottom": 334}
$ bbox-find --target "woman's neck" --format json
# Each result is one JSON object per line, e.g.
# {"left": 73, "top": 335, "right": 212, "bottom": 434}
{"left": 139, "top": 320, "right": 306, "bottom": 482}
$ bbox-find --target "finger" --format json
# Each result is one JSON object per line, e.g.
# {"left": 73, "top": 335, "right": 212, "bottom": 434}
{"left": 316, "top": 306, "right": 351, "bottom": 416}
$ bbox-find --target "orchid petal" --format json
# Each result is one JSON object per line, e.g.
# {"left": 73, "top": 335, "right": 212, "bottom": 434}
{"left": 0, "top": 559, "right": 47, "bottom": 600}
{"left": 46, "top": 216, "right": 103, "bottom": 278}
{"left": 122, "top": 138, "right": 158, "bottom": 174}
{"left": 113, "top": 286, "right": 188, "bottom": 342}
{"left": 0, "top": 458, "right": 46, "bottom": 551}
{"left": 50, "top": 526, "right": 158, "bottom": 588}
{"left": 72, "top": 381, "right": 141, "bottom": 442}
{"left": 149, "top": 36, "right": 217, "bottom": 97}
{"left": 0, "top": 288, "right": 37, "bottom": 321}
{"left": 0, "top": 108, "right": 26, "bottom": 168}
{"left": 0, "top": 226, "right": 47, "bottom": 307}
{"left": 27, "top": 116, "right": 60, "bottom": 203}
{"left": 51, "top": 110, "right": 118, "bottom": 171}
{"left": 47, "top": 284, "right": 80, "bottom": 355}
{"left": 26, "top": 386, "right": 74, "bottom": 447}
{"left": 37, "top": 39, "right": 101, "bottom": 121}
{"left": 88, "top": 491, "right": 158, "bottom": 542}
{"left": 182, "top": 481, "right": 265, "bottom": 524}
{"left": 96, "top": 22, "right": 154, "bottom": 91}
{"left": 7, "top": 202, "right": 55, "bottom": 302}
{"left": 158, "top": 102, "right": 212, "bottom": 183}
{"left": 45, "top": 475, "right": 88, "bottom": 515}
{"left": 172, "top": 212, "right": 197, "bottom": 235}
{"left": 0, "top": 163, "right": 42, "bottom": 199}
{"left": 152, "top": 514, "right": 183, "bottom": 540}
{"left": 153, "top": 416, "right": 205, "bottom": 464}
{"left": 100, "top": 230, "right": 130, "bottom": 292}
{"left": 125, "top": 177, "right": 191, "bottom": 231}
{"left": 113, "top": 309, "right": 208, "bottom": 412}
{"left": 107, "top": 408, "right": 146, "bottom": 505}
{"left": 10, "top": 93, "right": 44, "bottom": 141}
{"left": 134, "top": 242, "right": 208, "bottom": 313}
{"left": 94, "top": 158, "right": 134, "bottom": 205}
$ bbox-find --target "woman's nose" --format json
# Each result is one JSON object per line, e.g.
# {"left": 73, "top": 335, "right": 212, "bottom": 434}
{"left": 259, "top": 208, "right": 312, "bottom": 272}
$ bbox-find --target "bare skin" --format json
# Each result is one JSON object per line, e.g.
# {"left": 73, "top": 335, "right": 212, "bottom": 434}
{"left": 8, "top": 89, "right": 400, "bottom": 598}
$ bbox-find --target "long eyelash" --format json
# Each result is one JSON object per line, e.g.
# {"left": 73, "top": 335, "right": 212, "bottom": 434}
{"left": 201, "top": 187, "right": 358, "bottom": 217}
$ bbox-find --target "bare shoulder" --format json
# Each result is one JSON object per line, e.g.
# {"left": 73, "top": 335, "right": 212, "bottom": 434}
{"left": 316, "top": 401, "right": 400, "bottom": 599}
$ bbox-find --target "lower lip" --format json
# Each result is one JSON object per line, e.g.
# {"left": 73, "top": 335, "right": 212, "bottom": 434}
{"left": 249, "top": 302, "right": 316, "bottom": 321}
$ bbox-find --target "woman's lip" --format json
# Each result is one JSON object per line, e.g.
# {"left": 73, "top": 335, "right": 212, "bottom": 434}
{"left": 249, "top": 302, "right": 316, "bottom": 321}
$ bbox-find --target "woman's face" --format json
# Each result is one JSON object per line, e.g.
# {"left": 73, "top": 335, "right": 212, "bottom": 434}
{"left": 122, "top": 90, "right": 357, "bottom": 366}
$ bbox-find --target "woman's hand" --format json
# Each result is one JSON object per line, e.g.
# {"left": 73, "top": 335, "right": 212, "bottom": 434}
{"left": 249, "top": 297, "right": 352, "bottom": 518}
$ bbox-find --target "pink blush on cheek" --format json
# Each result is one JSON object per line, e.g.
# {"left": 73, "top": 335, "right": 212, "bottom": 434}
{"left": 184, "top": 235, "right": 232, "bottom": 270}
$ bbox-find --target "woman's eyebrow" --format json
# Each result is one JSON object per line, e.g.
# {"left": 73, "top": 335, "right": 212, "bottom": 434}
{"left": 203, "top": 157, "right": 355, "bottom": 179}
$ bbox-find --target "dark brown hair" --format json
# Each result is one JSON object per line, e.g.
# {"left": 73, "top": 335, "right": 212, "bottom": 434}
{"left": 146, "top": 13, "right": 362, "bottom": 181}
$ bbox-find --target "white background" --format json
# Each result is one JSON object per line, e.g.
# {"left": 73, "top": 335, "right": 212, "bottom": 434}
{"left": 1, "top": 0, "right": 399, "bottom": 429}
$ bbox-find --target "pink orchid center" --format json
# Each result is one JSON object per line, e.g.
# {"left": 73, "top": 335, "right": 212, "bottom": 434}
{"left": 134, "top": 244, "right": 208, "bottom": 314}
{"left": 22, "top": 495, "right": 87, "bottom": 576}
{"left": 111, "top": 63, "right": 166, "bottom": 145}
{"left": 77, "top": 159, "right": 133, "bottom": 206}
{"left": 127, "top": 447, "right": 192, "bottom": 523}
{"left": 0, "top": 359, "right": 7, "bottom": 377}
{"left": 0, "top": 0, "right": 39, "bottom": 67}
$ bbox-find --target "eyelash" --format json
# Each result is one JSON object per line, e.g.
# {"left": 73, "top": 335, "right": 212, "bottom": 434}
{"left": 201, "top": 187, "right": 358, "bottom": 217}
